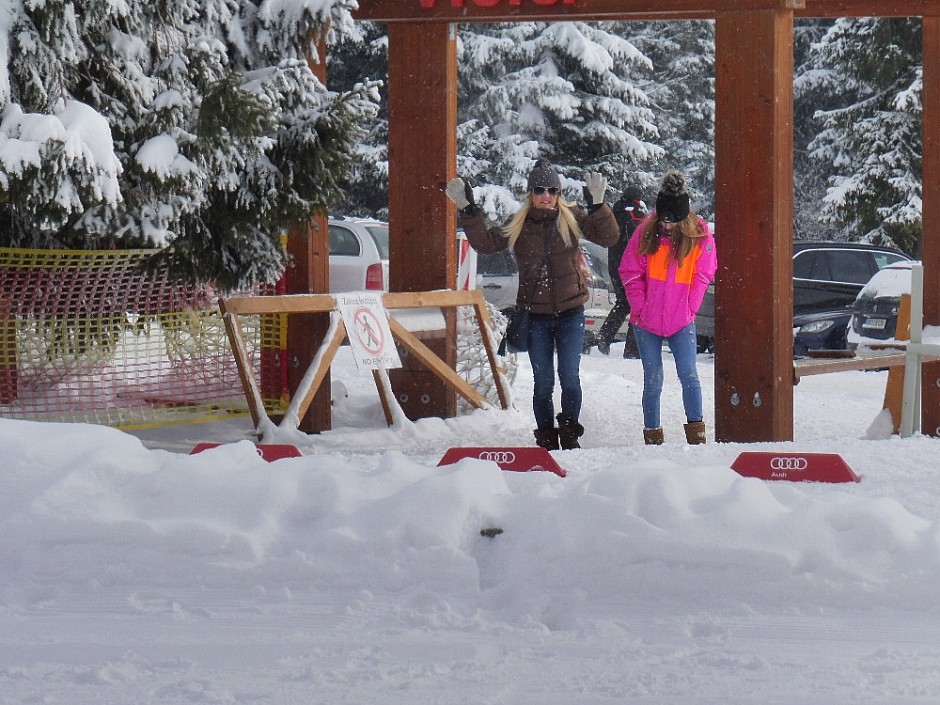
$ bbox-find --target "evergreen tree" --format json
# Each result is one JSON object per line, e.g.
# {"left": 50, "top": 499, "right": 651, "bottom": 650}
{"left": 454, "top": 21, "right": 662, "bottom": 221}
{"left": 802, "top": 17, "right": 921, "bottom": 255}
{"left": 630, "top": 20, "right": 715, "bottom": 219}
{"left": 0, "top": 0, "right": 379, "bottom": 290}
{"left": 327, "top": 20, "right": 388, "bottom": 219}
{"left": 793, "top": 18, "right": 840, "bottom": 241}
{"left": 327, "top": 20, "right": 716, "bottom": 223}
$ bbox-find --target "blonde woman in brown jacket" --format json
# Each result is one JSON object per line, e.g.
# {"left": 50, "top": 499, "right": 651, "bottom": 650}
{"left": 446, "top": 158, "right": 618, "bottom": 450}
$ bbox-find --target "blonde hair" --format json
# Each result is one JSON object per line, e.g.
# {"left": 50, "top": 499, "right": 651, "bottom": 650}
{"left": 501, "top": 195, "right": 583, "bottom": 250}
{"left": 637, "top": 212, "right": 706, "bottom": 268}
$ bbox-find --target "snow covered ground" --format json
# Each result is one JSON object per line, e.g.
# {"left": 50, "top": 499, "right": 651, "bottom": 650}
{"left": 2, "top": 344, "right": 940, "bottom": 704}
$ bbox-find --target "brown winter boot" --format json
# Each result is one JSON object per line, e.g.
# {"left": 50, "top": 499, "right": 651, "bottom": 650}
{"left": 643, "top": 427, "right": 664, "bottom": 445}
{"left": 684, "top": 421, "right": 707, "bottom": 445}
{"left": 556, "top": 414, "right": 584, "bottom": 450}
{"left": 533, "top": 427, "right": 559, "bottom": 451}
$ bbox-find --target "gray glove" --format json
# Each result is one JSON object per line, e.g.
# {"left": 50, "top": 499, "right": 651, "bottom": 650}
{"left": 583, "top": 172, "right": 608, "bottom": 208}
{"left": 445, "top": 177, "right": 474, "bottom": 211}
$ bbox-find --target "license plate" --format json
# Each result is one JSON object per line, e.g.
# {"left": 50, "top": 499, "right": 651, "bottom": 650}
{"left": 862, "top": 317, "right": 887, "bottom": 330}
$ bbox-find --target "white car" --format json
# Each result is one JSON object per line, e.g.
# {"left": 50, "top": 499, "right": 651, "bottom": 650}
{"left": 847, "top": 259, "right": 917, "bottom": 350}
{"left": 328, "top": 218, "right": 389, "bottom": 292}
{"left": 475, "top": 243, "right": 612, "bottom": 324}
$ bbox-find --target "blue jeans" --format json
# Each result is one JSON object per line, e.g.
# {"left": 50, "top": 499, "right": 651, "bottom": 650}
{"left": 527, "top": 309, "right": 585, "bottom": 429}
{"left": 633, "top": 323, "right": 703, "bottom": 429}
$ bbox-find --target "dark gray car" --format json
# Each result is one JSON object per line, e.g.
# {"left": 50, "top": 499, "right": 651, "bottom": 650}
{"left": 696, "top": 241, "right": 911, "bottom": 353}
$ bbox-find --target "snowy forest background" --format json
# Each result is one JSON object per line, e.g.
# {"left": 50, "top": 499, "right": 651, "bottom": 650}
{"left": 0, "top": 2, "right": 926, "bottom": 289}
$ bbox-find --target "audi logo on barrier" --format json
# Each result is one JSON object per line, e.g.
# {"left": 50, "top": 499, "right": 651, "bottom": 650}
{"left": 769, "top": 456, "right": 809, "bottom": 471}
{"left": 478, "top": 451, "right": 516, "bottom": 464}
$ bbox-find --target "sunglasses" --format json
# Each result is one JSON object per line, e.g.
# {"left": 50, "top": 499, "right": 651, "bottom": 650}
{"left": 531, "top": 187, "right": 559, "bottom": 196}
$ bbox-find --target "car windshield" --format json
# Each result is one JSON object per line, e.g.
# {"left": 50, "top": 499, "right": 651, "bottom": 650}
{"left": 366, "top": 225, "right": 390, "bottom": 260}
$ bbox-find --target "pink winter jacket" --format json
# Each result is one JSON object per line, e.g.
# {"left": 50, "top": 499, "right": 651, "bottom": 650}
{"left": 619, "top": 216, "right": 717, "bottom": 338}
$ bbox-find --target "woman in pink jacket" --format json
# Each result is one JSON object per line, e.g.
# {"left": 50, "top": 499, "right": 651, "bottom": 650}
{"left": 619, "top": 170, "right": 717, "bottom": 445}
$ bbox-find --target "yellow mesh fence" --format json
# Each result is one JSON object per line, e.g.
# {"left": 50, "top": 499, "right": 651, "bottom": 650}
{"left": 0, "top": 248, "right": 288, "bottom": 429}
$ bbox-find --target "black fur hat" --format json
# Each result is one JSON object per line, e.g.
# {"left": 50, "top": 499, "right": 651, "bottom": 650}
{"left": 526, "top": 158, "right": 561, "bottom": 191}
{"left": 655, "top": 170, "right": 691, "bottom": 223}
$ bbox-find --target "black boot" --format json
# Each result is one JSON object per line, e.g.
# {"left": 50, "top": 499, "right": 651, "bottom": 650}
{"left": 533, "top": 427, "right": 559, "bottom": 451}
{"left": 556, "top": 414, "right": 584, "bottom": 450}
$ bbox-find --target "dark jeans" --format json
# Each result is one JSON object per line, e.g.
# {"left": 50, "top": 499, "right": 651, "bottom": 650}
{"left": 528, "top": 308, "right": 585, "bottom": 429}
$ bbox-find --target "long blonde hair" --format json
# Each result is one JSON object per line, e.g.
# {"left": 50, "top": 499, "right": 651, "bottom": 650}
{"left": 637, "top": 213, "right": 706, "bottom": 268}
{"left": 501, "top": 196, "right": 583, "bottom": 250}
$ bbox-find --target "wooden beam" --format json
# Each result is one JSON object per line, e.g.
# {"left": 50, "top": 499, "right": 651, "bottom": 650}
{"left": 714, "top": 10, "right": 795, "bottom": 442}
{"left": 799, "top": 1, "right": 940, "bottom": 18}
{"left": 921, "top": 16, "right": 940, "bottom": 436}
{"left": 356, "top": 0, "right": 803, "bottom": 23}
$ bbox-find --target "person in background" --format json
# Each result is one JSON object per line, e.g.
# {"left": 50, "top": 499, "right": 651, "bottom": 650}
{"left": 595, "top": 187, "right": 648, "bottom": 357}
{"left": 619, "top": 169, "right": 717, "bottom": 445}
{"left": 446, "top": 158, "right": 619, "bottom": 450}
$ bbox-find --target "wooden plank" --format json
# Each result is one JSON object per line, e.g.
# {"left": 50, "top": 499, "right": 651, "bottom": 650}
{"left": 714, "top": 10, "right": 794, "bottom": 442}
{"left": 881, "top": 295, "right": 911, "bottom": 433}
{"left": 355, "top": 0, "right": 940, "bottom": 22}
{"left": 472, "top": 299, "right": 509, "bottom": 410}
{"left": 220, "top": 290, "right": 483, "bottom": 315}
{"left": 355, "top": 0, "right": 804, "bottom": 23}
{"left": 383, "top": 290, "right": 482, "bottom": 309}
{"left": 922, "top": 16, "right": 940, "bottom": 437}
{"left": 220, "top": 309, "right": 266, "bottom": 432}
{"left": 793, "top": 353, "right": 907, "bottom": 383}
{"left": 387, "top": 316, "right": 487, "bottom": 409}
{"left": 286, "top": 319, "right": 347, "bottom": 425}
{"left": 799, "top": 1, "right": 940, "bottom": 18}
{"left": 372, "top": 370, "right": 395, "bottom": 425}
{"left": 220, "top": 294, "right": 336, "bottom": 316}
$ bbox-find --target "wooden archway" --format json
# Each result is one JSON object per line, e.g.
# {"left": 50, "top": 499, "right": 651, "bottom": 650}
{"left": 343, "top": 0, "right": 940, "bottom": 442}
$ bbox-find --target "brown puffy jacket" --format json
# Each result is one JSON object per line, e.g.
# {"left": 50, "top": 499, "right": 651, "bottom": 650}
{"left": 460, "top": 203, "right": 618, "bottom": 315}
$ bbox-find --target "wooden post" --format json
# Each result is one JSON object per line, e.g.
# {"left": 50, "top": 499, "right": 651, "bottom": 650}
{"left": 714, "top": 10, "right": 795, "bottom": 442}
{"left": 882, "top": 294, "right": 912, "bottom": 433}
{"left": 386, "top": 22, "right": 458, "bottom": 420}
{"left": 285, "top": 30, "right": 331, "bottom": 433}
{"left": 921, "top": 16, "right": 940, "bottom": 436}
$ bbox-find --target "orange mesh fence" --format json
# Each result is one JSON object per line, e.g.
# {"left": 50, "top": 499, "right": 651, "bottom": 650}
{"left": 0, "top": 248, "right": 288, "bottom": 429}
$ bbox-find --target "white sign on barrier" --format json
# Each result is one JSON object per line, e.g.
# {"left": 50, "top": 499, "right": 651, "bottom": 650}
{"left": 338, "top": 292, "right": 402, "bottom": 371}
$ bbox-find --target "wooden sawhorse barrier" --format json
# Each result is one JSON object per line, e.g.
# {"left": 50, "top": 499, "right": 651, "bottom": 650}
{"left": 218, "top": 289, "right": 509, "bottom": 438}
